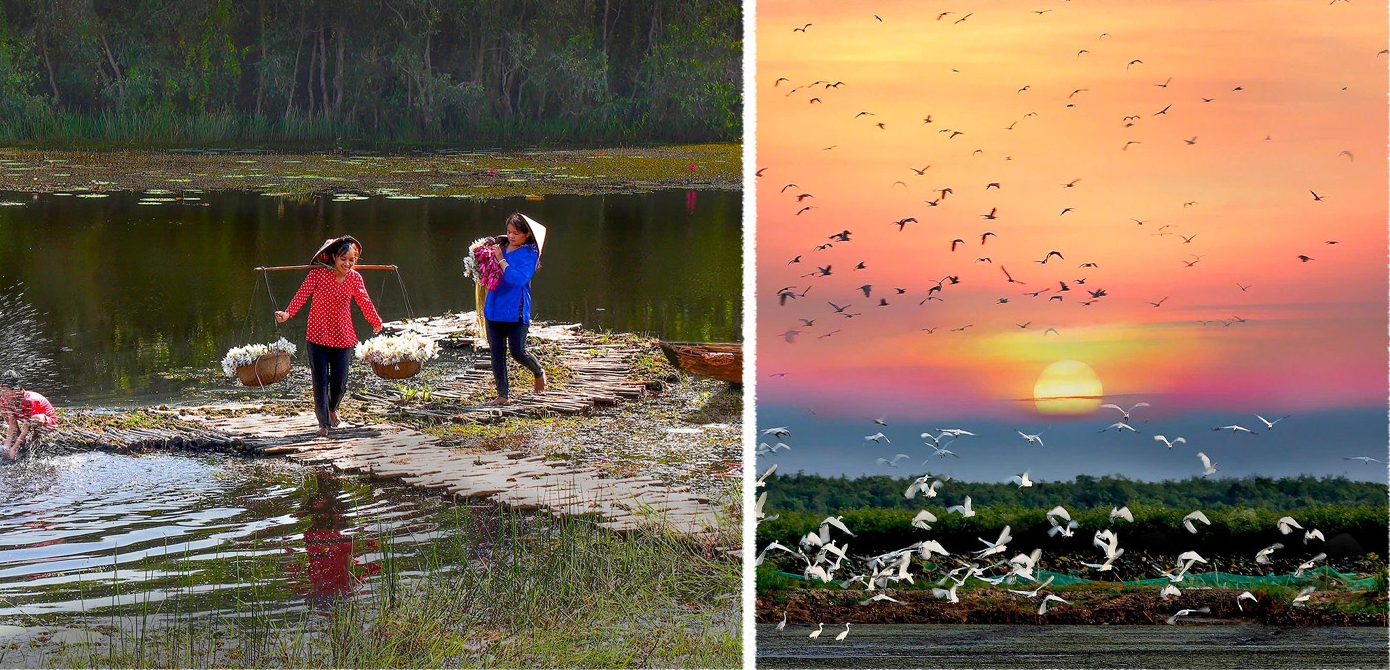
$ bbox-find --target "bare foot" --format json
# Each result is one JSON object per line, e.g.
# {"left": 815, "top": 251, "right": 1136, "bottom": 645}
{"left": 485, "top": 397, "right": 512, "bottom": 407}
{"left": 534, "top": 370, "right": 547, "bottom": 394}
{"left": 330, "top": 412, "right": 341, "bottom": 428}
{"left": 315, "top": 427, "right": 330, "bottom": 437}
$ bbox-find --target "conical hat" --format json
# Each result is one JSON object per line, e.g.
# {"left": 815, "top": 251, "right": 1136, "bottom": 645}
{"left": 520, "top": 214, "right": 547, "bottom": 255}
{"left": 311, "top": 235, "right": 362, "bottom": 266}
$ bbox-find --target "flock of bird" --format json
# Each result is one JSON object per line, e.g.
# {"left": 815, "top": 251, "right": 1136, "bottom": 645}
{"left": 763, "top": 5, "right": 1372, "bottom": 354}
{"left": 755, "top": 3, "right": 1380, "bottom": 642}
{"left": 758, "top": 424, "right": 1347, "bottom": 641}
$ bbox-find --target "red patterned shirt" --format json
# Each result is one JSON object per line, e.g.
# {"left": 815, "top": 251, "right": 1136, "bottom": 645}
{"left": 284, "top": 268, "right": 382, "bottom": 348}
{"left": 5, "top": 391, "right": 56, "bottom": 423}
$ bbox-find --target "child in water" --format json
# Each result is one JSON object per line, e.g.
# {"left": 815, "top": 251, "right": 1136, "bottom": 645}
{"left": 1, "top": 370, "right": 57, "bottom": 459}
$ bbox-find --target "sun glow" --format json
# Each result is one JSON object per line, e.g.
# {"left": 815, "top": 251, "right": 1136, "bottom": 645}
{"left": 1033, "top": 360, "right": 1103, "bottom": 415}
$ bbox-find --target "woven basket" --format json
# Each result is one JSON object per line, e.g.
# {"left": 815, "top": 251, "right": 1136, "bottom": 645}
{"left": 236, "top": 351, "right": 292, "bottom": 387}
{"left": 372, "top": 359, "right": 422, "bottom": 380}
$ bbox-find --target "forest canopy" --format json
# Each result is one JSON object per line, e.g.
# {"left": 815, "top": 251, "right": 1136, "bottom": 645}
{"left": 766, "top": 471, "right": 1390, "bottom": 513}
{"left": 0, "top": 0, "right": 741, "bottom": 146}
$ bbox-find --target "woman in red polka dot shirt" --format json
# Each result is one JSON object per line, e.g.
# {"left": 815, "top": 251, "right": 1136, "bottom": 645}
{"left": 275, "top": 236, "right": 382, "bottom": 437}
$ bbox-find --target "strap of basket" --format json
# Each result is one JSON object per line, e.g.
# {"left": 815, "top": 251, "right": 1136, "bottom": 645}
{"left": 376, "top": 268, "right": 416, "bottom": 323}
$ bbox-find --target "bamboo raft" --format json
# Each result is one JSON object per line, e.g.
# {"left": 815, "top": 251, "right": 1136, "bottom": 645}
{"left": 368, "top": 312, "right": 654, "bottom": 421}
{"left": 41, "top": 313, "right": 724, "bottom": 535}
{"left": 174, "top": 411, "right": 717, "bottom": 534}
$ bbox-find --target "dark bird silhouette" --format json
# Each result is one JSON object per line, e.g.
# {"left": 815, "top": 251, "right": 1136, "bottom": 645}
{"left": 1154, "top": 104, "right": 1172, "bottom": 115}
{"left": 1126, "top": 59, "right": 1143, "bottom": 69}
{"left": 756, "top": 167, "right": 768, "bottom": 176}
{"left": 781, "top": 183, "right": 798, "bottom": 192}
{"left": 894, "top": 217, "right": 918, "bottom": 231}
{"left": 1059, "top": 208, "right": 1074, "bottom": 216}
{"left": 1310, "top": 190, "right": 1324, "bottom": 201}
{"left": 951, "top": 238, "right": 965, "bottom": 251}
{"left": 797, "top": 206, "right": 815, "bottom": 215}
{"left": 796, "top": 193, "right": 814, "bottom": 201}
{"left": 981, "top": 208, "right": 997, "bottom": 220}
{"left": 954, "top": 13, "right": 972, "bottom": 24}
{"left": 793, "top": 23, "right": 811, "bottom": 32}
{"left": 1297, "top": 255, "right": 1314, "bottom": 262}
{"left": 981, "top": 232, "right": 996, "bottom": 244}
{"left": 1001, "top": 266, "right": 1025, "bottom": 284}
{"left": 910, "top": 166, "right": 931, "bottom": 175}
{"left": 829, "top": 230, "right": 852, "bottom": 242}
{"left": 1155, "top": 77, "right": 1172, "bottom": 88}
{"left": 986, "top": 182, "right": 1000, "bottom": 189}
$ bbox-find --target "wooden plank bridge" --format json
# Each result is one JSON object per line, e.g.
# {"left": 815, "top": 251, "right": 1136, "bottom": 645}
{"left": 367, "top": 312, "right": 657, "bottom": 421}
{"left": 44, "top": 312, "right": 730, "bottom": 535}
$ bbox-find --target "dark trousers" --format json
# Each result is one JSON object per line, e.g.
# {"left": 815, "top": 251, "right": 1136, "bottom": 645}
{"left": 307, "top": 341, "right": 352, "bottom": 428}
{"left": 486, "top": 320, "right": 544, "bottom": 398}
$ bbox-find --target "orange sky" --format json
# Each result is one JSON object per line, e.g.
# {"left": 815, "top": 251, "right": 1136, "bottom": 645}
{"left": 757, "top": 0, "right": 1388, "bottom": 418}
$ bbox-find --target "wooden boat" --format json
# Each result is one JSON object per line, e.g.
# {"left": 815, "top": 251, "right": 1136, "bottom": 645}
{"left": 657, "top": 341, "right": 742, "bottom": 384}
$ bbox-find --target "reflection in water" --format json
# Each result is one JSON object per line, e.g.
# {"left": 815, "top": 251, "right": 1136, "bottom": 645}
{"left": 284, "top": 473, "right": 380, "bottom": 608}
{"left": 0, "top": 452, "right": 475, "bottom": 622}
{"left": 0, "top": 190, "right": 741, "bottom": 404}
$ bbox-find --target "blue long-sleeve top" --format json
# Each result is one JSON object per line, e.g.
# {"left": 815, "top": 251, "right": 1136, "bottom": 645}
{"left": 483, "top": 243, "right": 539, "bottom": 323}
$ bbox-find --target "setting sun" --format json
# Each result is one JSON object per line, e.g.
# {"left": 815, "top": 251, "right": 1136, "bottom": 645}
{"left": 1033, "top": 360, "right": 1103, "bottom": 415}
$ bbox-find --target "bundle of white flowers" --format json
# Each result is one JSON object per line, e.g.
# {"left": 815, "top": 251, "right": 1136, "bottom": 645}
{"left": 221, "top": 338, "right": 296, "bottom": 377}
{"left": 355, "top": 332, "right": 440, "bottom": 366}
{"left": 461, "top": 237, "right": 492, "bottom": 282}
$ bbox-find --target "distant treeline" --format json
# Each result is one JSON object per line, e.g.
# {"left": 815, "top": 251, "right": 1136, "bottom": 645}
{"left": 766, "top": 472, "right": 1390, "bottom": 513}
{"left": 0, "top": 0, "right": 740, "bottom": 146}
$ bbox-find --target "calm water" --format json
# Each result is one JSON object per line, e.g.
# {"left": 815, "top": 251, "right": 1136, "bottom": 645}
{"left": 0, "top": 189, "right": 741, "bottom": 404}
{"left": 0, "top": 451, "right": 504, "bottom": 623}
{"left": 757, "top": 623, "right": 1389, "bottom": 669}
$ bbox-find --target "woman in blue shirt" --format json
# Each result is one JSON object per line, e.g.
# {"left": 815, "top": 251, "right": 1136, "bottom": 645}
{"left": 484, "top": 213, "right": 547, "bottom": 405}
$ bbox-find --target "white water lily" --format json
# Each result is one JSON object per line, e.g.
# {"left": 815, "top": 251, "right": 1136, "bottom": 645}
{"left": 355, "top": 332, "right": 440, "bottom": 366}
{"left": 220, "top": 338, "right": 296, "bottom": 377}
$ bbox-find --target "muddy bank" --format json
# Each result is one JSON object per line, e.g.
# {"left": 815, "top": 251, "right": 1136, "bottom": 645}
{"left": 0, "top": 143, "right": 739, "bottom": 199}
{"left": 758, "top": 586, "right": 1388, "bottom": 627}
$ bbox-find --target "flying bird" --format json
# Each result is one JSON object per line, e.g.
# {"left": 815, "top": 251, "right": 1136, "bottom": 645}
{"left": 1016, "top": 430, "right": 1045, "bottom": 447}
{"left": 1182, "top": 510, "right": 1211, "bottom": 534}
{"left": 1196, "top": 452, "right": 1219, "bottom": 476}
{"left": 1100, "top": 402, "right": 1150, "bottom": 422}
{"left": 1153, "top": 435, "right": 1185, "bottom": 450}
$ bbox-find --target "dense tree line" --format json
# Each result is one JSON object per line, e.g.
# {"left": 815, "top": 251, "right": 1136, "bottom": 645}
{"left": 766, "top": 472, "right": 1390, "bottom": 513}
{"left": 0, "top": 0, "right": 740, "bottom": 145}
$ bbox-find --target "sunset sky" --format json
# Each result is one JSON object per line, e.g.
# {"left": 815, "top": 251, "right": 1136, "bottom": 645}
{"left": 755, "top": 0, "right": 1387, "bottom": 480}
